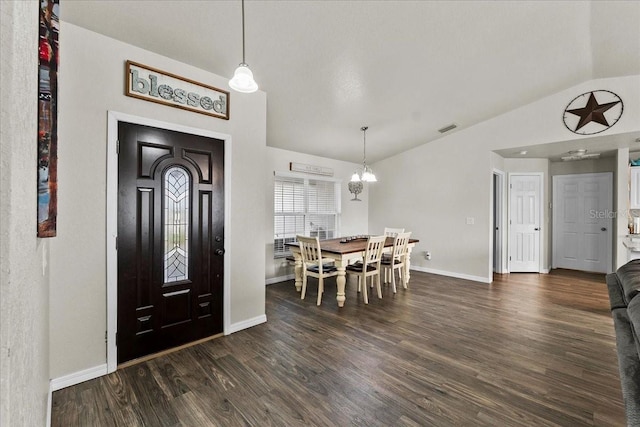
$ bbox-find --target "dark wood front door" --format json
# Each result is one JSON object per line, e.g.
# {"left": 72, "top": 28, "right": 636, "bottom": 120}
{"left": 117, "top": 122, "right": 224, "bottom": 363}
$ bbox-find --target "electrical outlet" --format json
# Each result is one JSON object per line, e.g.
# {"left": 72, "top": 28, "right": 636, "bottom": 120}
{"left": 425, "top": 251, "right": 431, "bottom": 260}
{"left": 466, "top": 217, "right": 475, "bottom": 225}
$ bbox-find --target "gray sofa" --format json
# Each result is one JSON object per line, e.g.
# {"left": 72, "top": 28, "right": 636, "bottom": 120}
{"left": 606, "top": 260, "right": 640, "bottom": 426}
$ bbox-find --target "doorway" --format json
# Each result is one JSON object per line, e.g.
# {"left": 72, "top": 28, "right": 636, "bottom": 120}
{"left": 492, "top": 170, "right": 505, "bottom": 274}
{"left": 106, "top": 112, "right": 232, "bottom": 371}
{"left": 508, "top": 173, "right": 543, "bottom": 272}
{"left": 116, "top": 122, "right": 225, "bottom": 363}
{"left": 552, "top": 173, "right": 613, "bottom": 273}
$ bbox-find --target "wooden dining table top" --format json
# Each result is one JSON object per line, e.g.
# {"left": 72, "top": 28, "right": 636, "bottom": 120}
{"left": 286, "top": 236, "right": 419, "bottom": 256}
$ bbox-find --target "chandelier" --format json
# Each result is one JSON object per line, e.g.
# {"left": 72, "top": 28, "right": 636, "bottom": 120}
{"left": 350, "top": 126, "right": 377, "bottom": 183}
{"left": 229, "top": 0, "right": 258, "bottom": 93}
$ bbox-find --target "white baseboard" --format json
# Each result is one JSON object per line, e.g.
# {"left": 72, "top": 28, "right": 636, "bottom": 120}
{"left": 411, "top": 266, "right": 491, "bottom": 284}
{"left": 540, "top": 267, "right": 550, "bottom": 274}
{"left": 228, "top": 314, "right": 267, "bottom": 334}
{"left": 265, "top": 274, "right": 294, "bottom": 285}
{"left": 50, "top": 364, "right": 108, "bottom": 391}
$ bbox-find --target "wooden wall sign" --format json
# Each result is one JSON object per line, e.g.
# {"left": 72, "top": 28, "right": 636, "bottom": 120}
{"left": 125, "top": 61, "right": 230, "bottom": 120}
{"left": 289, "top": 162, "right": 334, "bottom": 176}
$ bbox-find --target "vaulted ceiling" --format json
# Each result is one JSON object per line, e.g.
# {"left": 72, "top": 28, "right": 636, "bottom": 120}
{"left": 62, "top": 1, "right": 640, "bottom": 163}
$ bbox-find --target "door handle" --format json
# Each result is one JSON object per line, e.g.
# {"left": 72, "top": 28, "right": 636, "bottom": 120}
{"left": 601, "top": 227, "right": 607, "bottom": 231}
{"left": 534, "top": 228, "right": 539, "bottom": 231}
{"left": 215, "top": 248, "right": 225, "bottom": 256}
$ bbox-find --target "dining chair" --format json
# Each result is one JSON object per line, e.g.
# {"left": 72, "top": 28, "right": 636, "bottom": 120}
{"left": 346, "top": 235, "right": 386, "bottom": 304}
{"left": 297, "top": 235, "right": 338, "bottom": 306}
{"left": 381, "top": 231, "right": 412, "bottom": 293}
{"left": 383, "top": 227, "right": 404, "bottom": 282}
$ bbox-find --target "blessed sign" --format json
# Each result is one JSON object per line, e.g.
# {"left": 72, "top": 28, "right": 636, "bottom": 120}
{"left": 125, "top": 60, "right": 229, "bottom": 120}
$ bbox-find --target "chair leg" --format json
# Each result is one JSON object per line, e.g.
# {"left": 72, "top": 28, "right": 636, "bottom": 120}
{"left": 317, "top": 277, "right": 323, "bottom": 306}
{"left": 376, "top": 272, "right": 383, "bottom": 299}
{"left": 362, "top": 274, "right": 369, "bottom": 304}
{"left": 390, "top": 267, "right": 396, "bottom": 293}
{"left": 301, "top": 274, "right": 308, "bottom": 300}
{"left": 357, "top": 276, "right": 361, "bottom": 292}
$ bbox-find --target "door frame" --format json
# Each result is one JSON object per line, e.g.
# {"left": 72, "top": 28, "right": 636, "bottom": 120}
{"left": 106, "top": 111, "right": 232, "bottom": 373}
{"left": 551, "top": 172, "right": 613, "bottom": 273}
{"left": 507, "top": 172, "right": 544, "bottom": 273}
{"left": 490, "top": 169, "right": 506, "bottom": 276}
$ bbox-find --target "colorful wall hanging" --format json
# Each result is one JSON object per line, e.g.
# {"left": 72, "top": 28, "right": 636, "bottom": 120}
{"left": 38, "top": 0, "right": 59, "bottom": 237}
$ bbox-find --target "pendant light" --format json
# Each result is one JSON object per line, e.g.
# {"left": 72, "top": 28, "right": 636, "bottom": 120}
{"left": 229, "top": 0, "right": 258, "bottom": 93}
{"left": 350, "top": 126, "right": 377, "bottom": 182}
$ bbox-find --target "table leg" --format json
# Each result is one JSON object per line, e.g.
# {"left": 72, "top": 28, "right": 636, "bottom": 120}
{"left": 294, "top": 254, "right": 303, "bottom": 292}
{"left": 336, "top": 264, "right": 346, "bottom": 307}
{"left": 404, "top": 248, "right": 412, "bottom": 287}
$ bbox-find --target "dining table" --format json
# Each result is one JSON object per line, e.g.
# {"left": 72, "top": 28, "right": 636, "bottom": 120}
{"left": 286, "top": 236, "right": 419, "bottom": 307}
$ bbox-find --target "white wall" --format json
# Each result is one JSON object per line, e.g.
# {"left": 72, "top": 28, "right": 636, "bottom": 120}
{"left": 0, "top": 1, "right": 50, "bottom": 425}
{"left": 369, "top": 75, "right": 640, "bottom": 282}
{"left": 50, "top": 23, "right": 267, "bottom": 379}
{"left": 265, "top": 147, "right": 367, "bottom": 281}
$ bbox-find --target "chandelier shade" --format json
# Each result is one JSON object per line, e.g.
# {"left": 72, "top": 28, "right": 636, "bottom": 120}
{"left": 229, "top": 0, "right": 258, "bottom": 93}
{"left": 350, "top": 126, "right": 377, "bottom": 183}
{"left": 229, "top": 63, "right": 258, "bottom": 93}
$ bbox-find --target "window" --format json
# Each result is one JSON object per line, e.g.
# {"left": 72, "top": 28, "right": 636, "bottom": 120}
{"left": 164, "top": 166, "right": 190, "bottom": 283}
{"left": 274, "top": 173, "right": 341, "bottom": 258}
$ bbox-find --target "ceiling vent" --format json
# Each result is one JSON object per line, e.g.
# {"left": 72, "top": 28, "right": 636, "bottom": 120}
{"left": 438, "top": 123, "right": 457, "bottom": 134}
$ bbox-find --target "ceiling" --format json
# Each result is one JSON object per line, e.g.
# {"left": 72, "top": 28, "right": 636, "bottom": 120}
{"left": 61, "top": 1, "right": 640, "bottom": 164}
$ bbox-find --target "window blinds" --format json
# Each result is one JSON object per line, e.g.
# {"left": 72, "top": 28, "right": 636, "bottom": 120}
{"left": 273, "top": 174, "right": 340, "bottom": 257}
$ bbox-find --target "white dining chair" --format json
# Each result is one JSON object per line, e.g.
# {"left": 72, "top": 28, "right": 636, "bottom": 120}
{"left": 381, "top": 231, "right": 411, "bottom": 293}
{"left": 297, "top": 235, "right": 338, "bottom": 306}
{"left": 346, "top": 235, "right": 386, "bottom": 304}
{"left": 383, "top": 227, "right": 404, "bottom": 282}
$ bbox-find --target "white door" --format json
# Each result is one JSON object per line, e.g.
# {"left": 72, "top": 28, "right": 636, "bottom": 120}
{"left": 552, "top": 173, "right": 612, "bottom": 273}
{"left": 509, "top": 174, "right": 542, "bottom": 272}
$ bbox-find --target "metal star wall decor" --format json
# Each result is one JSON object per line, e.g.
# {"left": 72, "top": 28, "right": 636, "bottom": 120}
{"left": 562, "top": 90, "right": 623, "bottom": 135}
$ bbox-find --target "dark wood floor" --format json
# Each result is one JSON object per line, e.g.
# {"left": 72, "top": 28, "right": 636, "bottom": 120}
{"left": 51, "top": 270, "right": 625, "bottom": 426}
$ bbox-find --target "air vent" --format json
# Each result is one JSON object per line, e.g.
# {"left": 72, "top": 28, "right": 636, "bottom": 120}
{"left": 438, "top": 123, "right": 457, "bottom": 134}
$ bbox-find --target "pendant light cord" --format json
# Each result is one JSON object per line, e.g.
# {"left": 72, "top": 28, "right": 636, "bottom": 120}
{"left": 362, "top": 126, "right": 368, "bottom": 167}
{"left": 241, "top": 0, "right": 246, "bottom": 64}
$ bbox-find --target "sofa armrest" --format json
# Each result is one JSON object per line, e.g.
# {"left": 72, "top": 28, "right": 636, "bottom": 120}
{"left": 615, "top": 260, "right": 640, "bottom": 304}
{"left": 607, "top": 272, "right": 628, "bottom": 310}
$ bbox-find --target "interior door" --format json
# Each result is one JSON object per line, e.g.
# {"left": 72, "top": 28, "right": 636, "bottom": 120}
{"left": 117, "top": 122, "right": 224, "bottom": 363}
{"left": 509, "top": 174, "right": 541, "bottom": 272}
{"left": 552, "top": 173, "right": 612, "bottom": 273}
